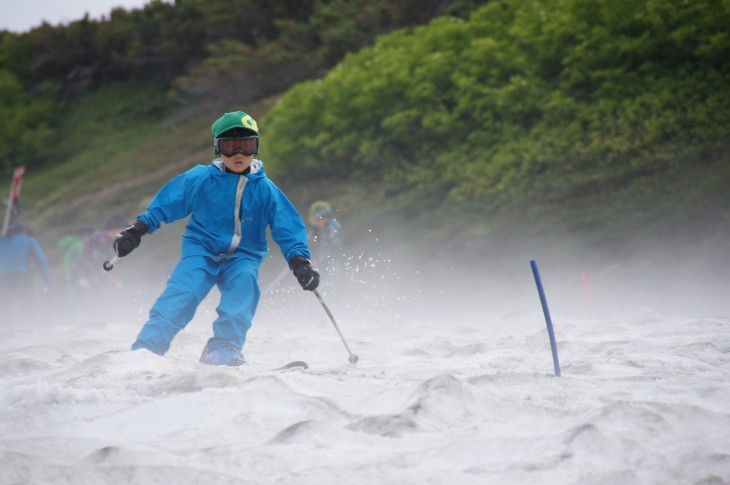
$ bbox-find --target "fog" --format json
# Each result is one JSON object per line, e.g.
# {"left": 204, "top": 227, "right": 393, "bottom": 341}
{"left": 5, "top": 212, "right": 729, "bottom": 334}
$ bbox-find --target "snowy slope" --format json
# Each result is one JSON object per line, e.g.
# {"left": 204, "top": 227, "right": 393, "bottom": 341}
{"left": 2, "top": 291, "right": 729, "bottom": 485}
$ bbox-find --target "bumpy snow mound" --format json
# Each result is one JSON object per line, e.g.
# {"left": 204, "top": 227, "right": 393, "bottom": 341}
{"left": 1, "top": 311, "right": 729, "bottom": 485}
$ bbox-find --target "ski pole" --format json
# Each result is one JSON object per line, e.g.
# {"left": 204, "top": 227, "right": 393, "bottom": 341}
{"left": 102, "top": 255, "right": 120, "bottom": 272}
{"left": 313, "top": 289, "right": 359, "bottom": 364}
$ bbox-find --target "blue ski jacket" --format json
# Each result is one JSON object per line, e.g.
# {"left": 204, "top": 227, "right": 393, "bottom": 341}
{"left": 0, "top": 234, "right": 51, "bottom": 283}
{"left": 137, "top": 159, "right": 310, "bottom": 263}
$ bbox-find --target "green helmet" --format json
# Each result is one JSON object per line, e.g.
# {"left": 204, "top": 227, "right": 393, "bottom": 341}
{"left": 211, "top": 111, "right": 259, "bottom": 138}
{"left": 308, "top": 200, "right": 332, "bottom": 223}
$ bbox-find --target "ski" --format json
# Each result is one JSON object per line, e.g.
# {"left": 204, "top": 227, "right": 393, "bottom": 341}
{"left": 272, "top": 360, "right": 309, "bottom": 371}
{"left": 2, "top": 165, "right": 25, "bottom": 237}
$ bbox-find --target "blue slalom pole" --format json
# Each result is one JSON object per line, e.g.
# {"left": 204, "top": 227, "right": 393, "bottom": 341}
{"left": 530, "top": 260, "right": 561, "bottom": 377}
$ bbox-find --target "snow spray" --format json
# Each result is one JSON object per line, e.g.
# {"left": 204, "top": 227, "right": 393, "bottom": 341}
{"left": 530, "top": 260, "right": 561, "bottom": 377}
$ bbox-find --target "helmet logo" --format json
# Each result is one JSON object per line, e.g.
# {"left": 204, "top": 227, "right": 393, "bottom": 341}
{"left": 241, "top": 114, "right": 258, "bottom": 133}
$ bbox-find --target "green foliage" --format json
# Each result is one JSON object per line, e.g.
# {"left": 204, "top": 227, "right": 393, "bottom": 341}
{"left": 3, "top": 0, "right": 729, "bottom": 255}
{"left": 263, "top": 0, "right": 730, "bottom": 207}
{"left": 53, "top": 80, "right": 171, "bottom": 161}
{"left": 171, "top": 0, "right": 488, "bottom": 104}
{"left": 0, "top": 0, "right": 487, "bottom": 171}
{"left": 3, "top": 0, "right": 318, "bottom": 99}
{"left": 0, "top": 69, "right": 57, "bottom": 173}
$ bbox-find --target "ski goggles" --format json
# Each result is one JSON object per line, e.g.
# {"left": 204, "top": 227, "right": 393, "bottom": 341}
{"left": 216, "top": 136, "right": 259, "bottom": 156}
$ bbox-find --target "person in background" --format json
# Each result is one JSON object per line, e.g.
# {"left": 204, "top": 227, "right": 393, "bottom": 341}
{"left": 57, "top": 225, "right": 93, "bottom": 295}
{"left": 0, "top": 222, "right": 51, "bottom": 324}
{"left": 112, "top": 110, "right": 319, "bottom": 366}
{"left": 74, "top": 216, "right": 128, "bottom": 290}
{"left": 307, "top": 200, "right": 344, "bottom": 276}
{"left": 62, "top": 216, "right": 133, "bottom": 323}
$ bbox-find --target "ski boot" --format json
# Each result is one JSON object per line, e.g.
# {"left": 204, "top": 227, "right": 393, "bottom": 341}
{"left": 199, "top": 338, "right": 247, "bottom": 366}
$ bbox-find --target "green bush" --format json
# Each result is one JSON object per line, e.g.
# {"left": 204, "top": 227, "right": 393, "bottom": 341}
{"left": 263, "top": 0, "right": 730, "bottom": 204}
{"left": 0, "top": 69, "right": 57, "bottom": 173}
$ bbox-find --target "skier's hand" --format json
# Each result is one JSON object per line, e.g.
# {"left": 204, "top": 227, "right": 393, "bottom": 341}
{"left": 113, "top": 220, "right": 148, "bottom": 257}
{"left": 290, "top": 256, "right": 320, "bottom": 291}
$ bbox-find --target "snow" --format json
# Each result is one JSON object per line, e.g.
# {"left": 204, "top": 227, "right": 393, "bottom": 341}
{"left": 1, "top": 252, "right": 730, "bottom": 484}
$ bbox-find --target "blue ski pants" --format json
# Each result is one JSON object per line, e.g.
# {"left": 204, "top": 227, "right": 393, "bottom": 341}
{"left": 132, "top": 253, "right": 261, "bottom": 355}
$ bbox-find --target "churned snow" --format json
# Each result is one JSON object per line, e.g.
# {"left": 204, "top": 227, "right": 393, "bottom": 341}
{"left": 1, "top": 251, "right": 729, "bottom": 484}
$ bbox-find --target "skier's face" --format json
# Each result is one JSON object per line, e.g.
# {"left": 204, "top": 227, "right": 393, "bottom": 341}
{"left": 312, "top": 216, "right": 328, "bottom": 229}
{"left": 221, "top": 152, "right": 254, "bottom": 174}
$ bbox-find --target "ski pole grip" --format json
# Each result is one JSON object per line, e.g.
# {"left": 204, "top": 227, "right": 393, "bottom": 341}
{"left": 103, "top": 255, "right": 120, "bottom": 272}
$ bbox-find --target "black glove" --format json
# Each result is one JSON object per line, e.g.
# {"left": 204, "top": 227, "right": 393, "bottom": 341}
{"left": 289, "top": 255, "right": 320, "bottom": 291}
{"left": 113, "top": 220, "right": 149, "bottom": 257}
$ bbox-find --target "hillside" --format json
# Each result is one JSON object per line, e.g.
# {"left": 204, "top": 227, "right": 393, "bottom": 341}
{"left": 2, "top": 0, "right": 729, "bottom": 292}
{"left": 262, "top": 0, "right": 730, "bottom": 254}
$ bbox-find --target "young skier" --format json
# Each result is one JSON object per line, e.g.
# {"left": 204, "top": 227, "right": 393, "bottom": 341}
{"left": 113, "top": 111, "right": 319, "bottom": 366}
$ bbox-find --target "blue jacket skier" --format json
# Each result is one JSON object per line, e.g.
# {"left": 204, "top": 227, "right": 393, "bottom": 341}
{"left": 113, "top": 111, "right": 319, "bottom": 366}
{"left": 0, "top": 222, "right": 51, "bottom": 285}
{"left": 0, "top": 222, "right": 52, "bottom": 324}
